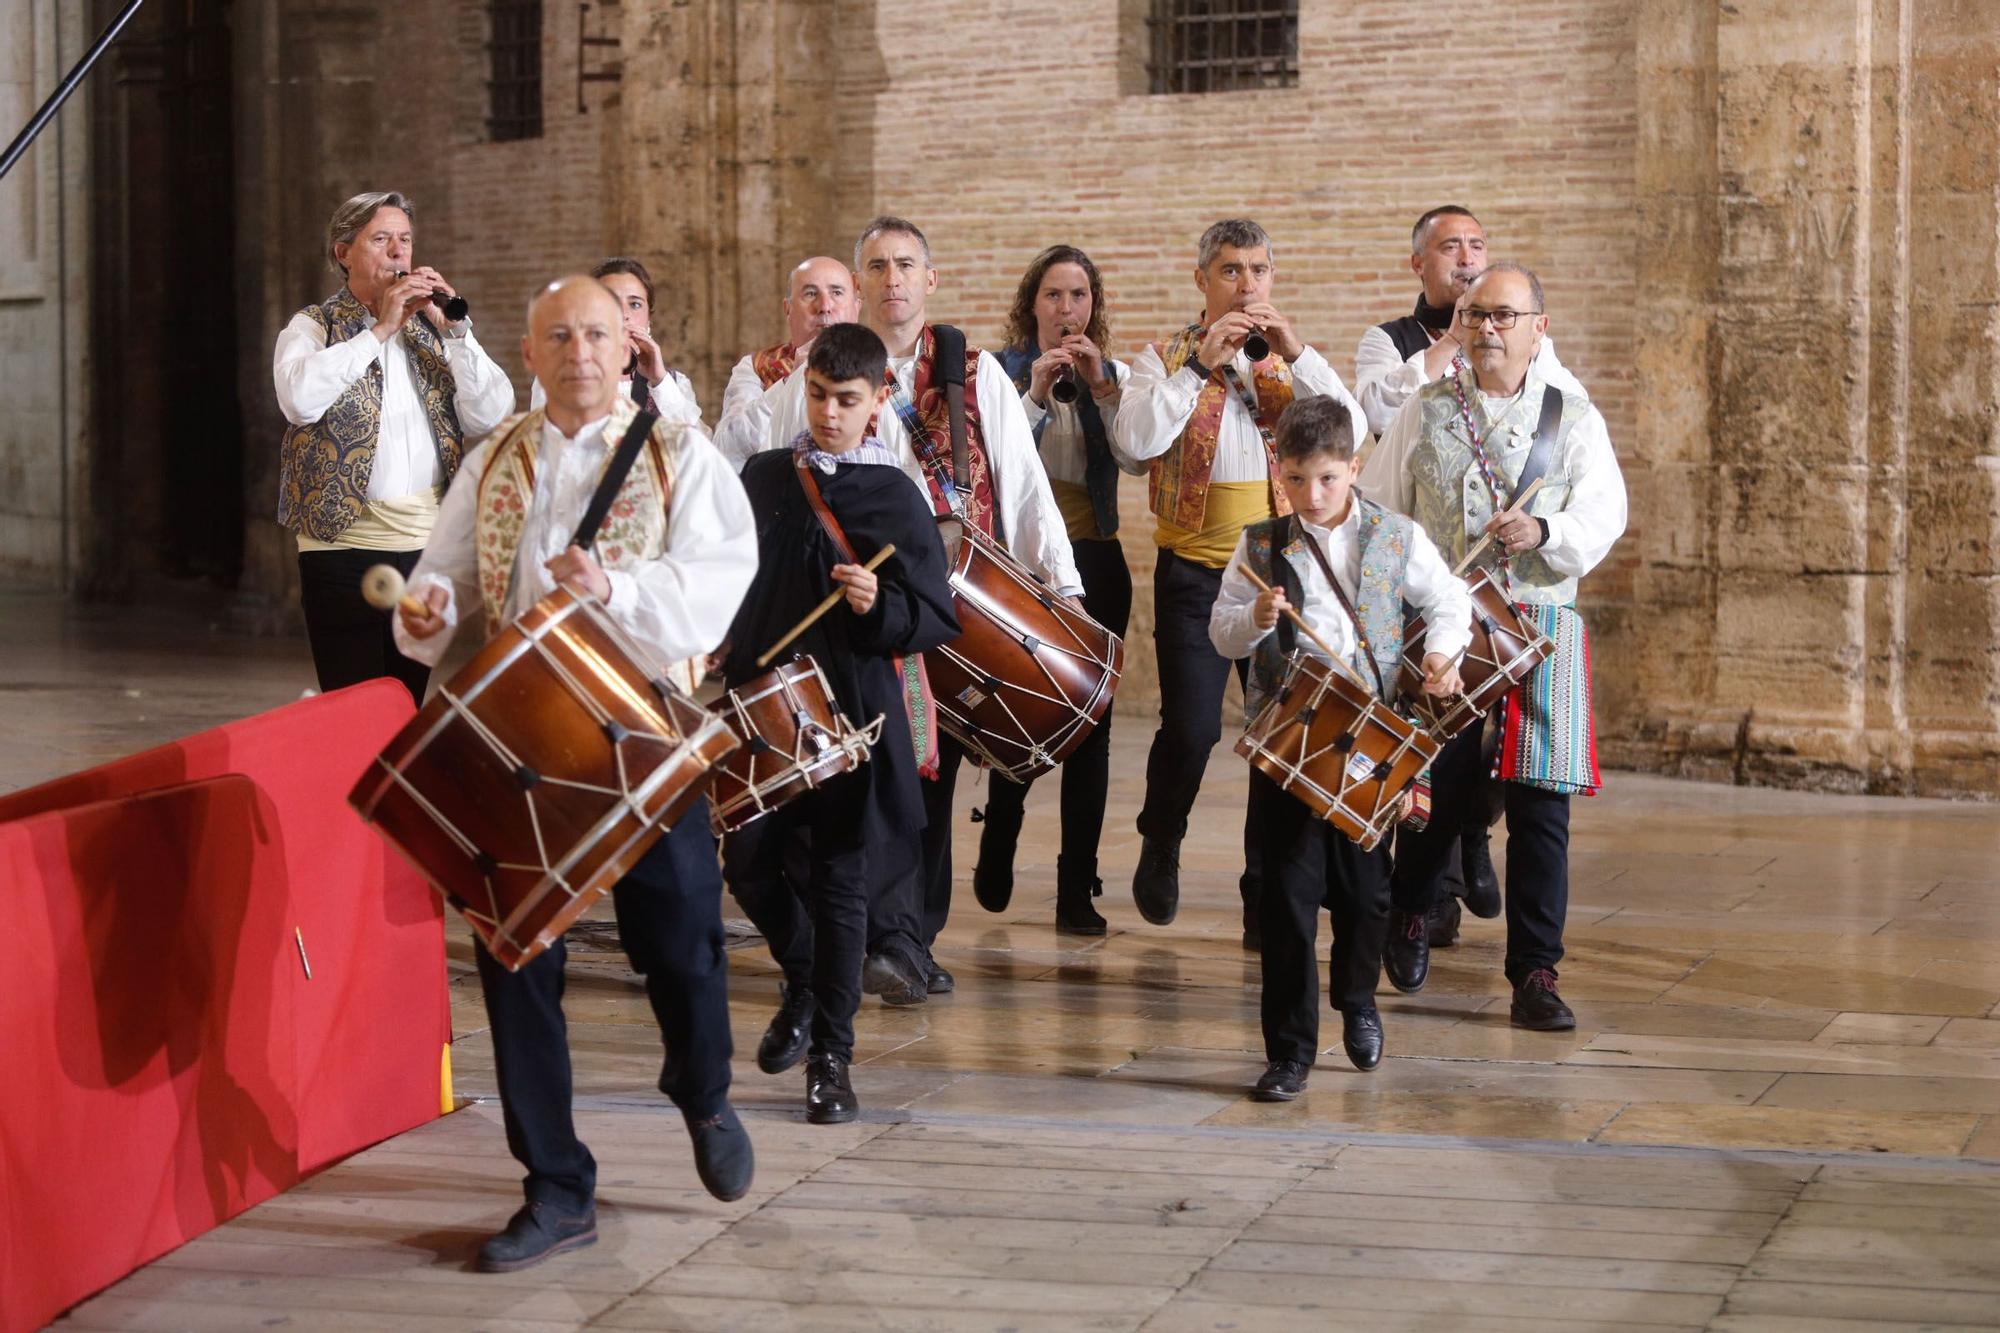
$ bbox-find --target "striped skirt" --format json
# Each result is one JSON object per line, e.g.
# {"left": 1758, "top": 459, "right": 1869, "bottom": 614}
{"left": 1497, "top": 603, "right": 1600, "bottom": 796}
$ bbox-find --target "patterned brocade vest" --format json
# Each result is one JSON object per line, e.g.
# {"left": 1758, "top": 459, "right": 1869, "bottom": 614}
{"left": 1148, "top": 322, "right": 1295, "bottom": 532}
{"left": 876, "top": 325, "right": 998, "bottom": 538}
{"left": 471, "top": 395, "right": 703, "bottom": 692}
{"left": 1239, "top": 496, "right": 1411, "bottom": 715}
{"left": 276, "top": 287, "right": 465, "bottom": 542}
{"left": 1405, "top": 372, "right": 1589, "bottom": 606}
{"left": 751, "top": 342, "right": 798, "bottom": 389}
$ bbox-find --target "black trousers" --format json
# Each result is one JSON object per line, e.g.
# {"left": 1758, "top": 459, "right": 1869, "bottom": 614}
{"left": 978, "top": 535, "right": 1134, "bottom": 881}
{"left": 297, "top": 547, "right": 430, "bottom": 707}
{"left": 1397, "top": 725, "right": 1571, "bottom": 984}
{"left": 723, "top": 789, "right": 870, "bottom": 1061}
{"left": 1136, "top": 548, "right": 1264, "bottom": 918}
{"left": 1252, "top": 772, "right": 1392, "bottom": 1066}
{"left": 473, "top": 802, "right": 733, "bottom": 1214}
{"left": 866, "top": 737, "right": 965, "bottom": 974}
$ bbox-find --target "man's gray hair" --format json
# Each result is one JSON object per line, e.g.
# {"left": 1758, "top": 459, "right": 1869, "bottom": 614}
{"left": 327, "top": 191, "right": 414, "bottom": 275}
{"left": 854, "top": 216, "right": 932, "bottom": 270}
{"left": 1197, "top": 218, "right": 1274, "bottom": 270}
{"left": 1469, "top": 260, "right": 1545, "bottom": 313}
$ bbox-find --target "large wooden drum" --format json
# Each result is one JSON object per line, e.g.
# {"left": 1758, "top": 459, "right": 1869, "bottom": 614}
{"left": 1236, "top": 651, "right": 1440, "bottom": 851}
{"left": 927, "top": 516, "right": 1123, "bottom": 782}
{"left": 1396, "top": 569, "right": 1554, "bottom": 740}
{"left": 348, "top": 585, "right": 738, "bottom": 970}
{"left": 706, "top": 655, "right": 880, "bottom": 837}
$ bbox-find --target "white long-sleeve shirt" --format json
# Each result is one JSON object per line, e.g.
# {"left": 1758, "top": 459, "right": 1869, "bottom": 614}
{"left": 1110, "top": 343, "right": 1363, "bottom": 478}
{"left": 764, "top": 345, "right": 1084, "bottom": 595}
{"left": 1360, "top": 371, "right": 1627, "bottom": 583}
{"left": 1353, "top": 324, "right": 1585, "bottom": 438}
{"left": 272, "top": 312, "right": 515, "bottom": 499}
{"left": 714, "top": 352, "right": 791, "bottom": 471}
{"left": 392, "top": 410, "right": 755, "bottom": 668}
{"left": 529, "top": 370, "right": 701, "bottom": 427}
{"left": 1020, "top": 362, "right": 1143, "bottom": 482}
{"left": 1209, "top": 504, "right": 1472, "bottom": 669}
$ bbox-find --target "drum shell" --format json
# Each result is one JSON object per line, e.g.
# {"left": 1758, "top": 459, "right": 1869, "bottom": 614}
{"left": 1397, "top": 569, "right": 1555, "bottom": 740}
{"left": 707, "top": 655, "right": 873, "bottom": 836}
{"left": 348, "top": 587, "right": 737, "bottom": 971}
{"left": 927, "top": 517, "right": 1122, "bottom": 782}
{"left": 1236, "top": 652, "right": 1440, "bottom": 851}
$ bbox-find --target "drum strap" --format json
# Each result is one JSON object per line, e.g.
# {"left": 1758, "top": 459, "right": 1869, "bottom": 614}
{"left": 569, "top": 405, "right": 662, "bottom": 550}
{"left": 1296, "top": 516, "right": 1389, "bottom": 700}
{"left": 793, "top": 454, "right": 859, "bottom": 564}
{"left": 1514, "top": 384, "right": 1565, "bottom": 501}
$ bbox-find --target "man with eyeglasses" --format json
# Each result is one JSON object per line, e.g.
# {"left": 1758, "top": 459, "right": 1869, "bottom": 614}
{"left": 1360, "top": 262, "right": 1626, "bottom": 1031}
{"left": 1354, "top": 206, "right": 1587, "bottom": 971}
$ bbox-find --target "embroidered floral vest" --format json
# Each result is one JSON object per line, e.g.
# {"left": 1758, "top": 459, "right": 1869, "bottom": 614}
{"left": 1405, "top": 371, "right": 1587, "bottom": 606}
{"left": 1148, "top": 322, "right": 1294, "bottom": 532}
{"left": 1239, "top": 496, "right": 1412, "bottom": 714}
{"left": 276, "top": 287, "right": 465, "bottom": 542}
{"left": 751, "top": 342, "right": 798, "bottom": 389}
{"left": 874, "top": 325, "right": 997, "bottom": 538}
{"left": 472, "top": 396, "right": 703, "bottom": 692}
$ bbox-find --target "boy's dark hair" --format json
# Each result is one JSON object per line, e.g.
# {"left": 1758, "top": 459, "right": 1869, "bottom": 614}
{"left": 1274, "top": 396, "right": 1358, "bottom": 464}
{"left": 591, "top": 256, "right": 655, "bottom": 308}
{"left": 806, "top": 322, "right": 888, "bottom": 387}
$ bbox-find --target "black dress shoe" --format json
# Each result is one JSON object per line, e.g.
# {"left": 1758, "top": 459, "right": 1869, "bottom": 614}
{"left": 861, "top": 951, "right": 927, "bottom": 1007}
{"left": 1251, "top": 1058, "right": 1310, "bottom": 1101}
{"left": 805, "top": 1053, "right": 859, "bottom": 1124}
{"left": 1131, "top": 836, "right": 1182, "bottom": 925}
{"left": 475, "top": 1201, "right": 596, "bottom": 1272}
{"left": 1342, "top": 1007, "right": 1384, "bottom": 1071}
{"left": 971, "top": 798, "right": 1024, "bottom": 913}
{"left": 684, "top": 1104, "right": 755, "bottom": 1201}
{"left": 1460, "top": 830, "right": 1502, "bottom": 918}
{"left": 926, "top": 964, "right": 954, "bottom": 995}
{"left": 1383, "top": 908, "right": 1430, "bottom": 993}
{"left": 756, "top": 983, "right": 814, "bottom": 1075}
{"left": 1055, "top": 875, "right": 1108, "bottom": 935}
{"left": 1510, "top": 968, "right": 1577, "bottom": 1031}
{"left": 1426, "top": 895, "right": 1462, "bottom": 948}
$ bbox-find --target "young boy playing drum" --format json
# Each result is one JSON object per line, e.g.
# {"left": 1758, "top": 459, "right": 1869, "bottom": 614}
{"left": 721, "top": 323, "right": 960, "bottom": 1124}
{"left": 1208, "top": 396, "right": 1473, "bottom": 1099}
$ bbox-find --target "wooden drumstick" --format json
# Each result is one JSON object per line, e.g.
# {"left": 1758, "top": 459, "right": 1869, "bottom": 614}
{"left": 755, "top": 544, "right": 897, "bottom": 668}
{"left": 1238, "top": 565, "right": 1372, "bottom": 693}
{"left": 359, "top": 563, "right": 430, "bottom": 620}
{"left": 1453, "top": 475, "right": 1546, "bottom": 577}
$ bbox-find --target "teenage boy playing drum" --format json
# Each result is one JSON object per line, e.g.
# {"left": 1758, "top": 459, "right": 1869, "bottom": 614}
{"left": 1207, "top": 396, "right": 1471, "bottom": 1100}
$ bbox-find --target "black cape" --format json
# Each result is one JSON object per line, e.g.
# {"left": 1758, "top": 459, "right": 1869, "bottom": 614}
{"left": 725, "top": 450, "right": 961, "bottom": 841}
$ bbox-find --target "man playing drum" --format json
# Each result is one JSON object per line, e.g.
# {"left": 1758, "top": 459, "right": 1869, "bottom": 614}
{"left": 1210, "top": 396, "right": 1470, "bottom": 1098}
{"left": 394, "top": 275, "right": 758, "bottom": 1270}
{"left": 1360, "top": 262, "right": 1627, "bottom": 1030}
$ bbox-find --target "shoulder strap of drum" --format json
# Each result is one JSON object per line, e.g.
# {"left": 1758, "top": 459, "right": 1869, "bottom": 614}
{"left": 793, "top": 452, "right": 861, "bottom": 564}
{"left": 1512, "top": 383, "right": 1565, "bottom": 501}
{"left": 1298, "top": 517, "right": 1388, "bottom": 699}
{"left": 570, "top": 406, "right": 661, "bottom": 550}
{"left": 933, "top": 323, "right": 971, "bottom": 493}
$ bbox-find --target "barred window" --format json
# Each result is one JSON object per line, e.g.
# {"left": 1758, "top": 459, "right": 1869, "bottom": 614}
{"left": 1147, "top": 0, "right": 1299, "bottom": 95}
{"left": 487, "top": 0, "right": 543, "bottom": 141}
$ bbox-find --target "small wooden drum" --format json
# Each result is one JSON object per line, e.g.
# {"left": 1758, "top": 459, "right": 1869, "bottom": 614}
{"left": 707, "top": 655, "right": 882, "bottom": 837}
{"left": 1236, "top": 651, "right": 1441, "bottom": 851}
{"left": 1397, "top": 569, "right": 1555, "bottom": 740}
{"left": 349, "top": 585, "right": 738, "bottom": 971}
{"left": 927, "top": 516, "right": 1123, "bottom": 782}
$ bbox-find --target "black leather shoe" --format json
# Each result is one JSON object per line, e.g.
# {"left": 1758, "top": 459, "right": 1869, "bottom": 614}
{"left": 1460, "top": 830, "right": 1502, "bottom": 918}
{"left": 1383, "top": 908, "right": 1430, "bottom": 993}
{"left": 1131, "top": 836, "right": 1181, "bottom": 925}
{"left": 805, "top": 1053, "right": 859, "bottom": 1124}
{"left": 971, "top": 798, "right": 1024, "bottom": 913}
{"left": 926, "top": 964, "right": 954, "bottom": 995}
{"left": 1251, "top": 1058, "right": 1310, "bottom": 1101}
{"left": 476, "top": 1201, "right": 596, "bottom": 1272}
{"left": 1510, "top": 968, "right": 1577, "bottom": 1031}
{"left": 861, "top": 951, "right": 927, "bottom": 1007}
{"left": 1342, "top": 1007, "right": 1385, "bottom": 1071}
{"left": 684, "top": 1104, "right": 754, "bottom": 1201}
{"left": 756, "top": 983, "right": 814, "bottom": 1075}
{"left": 1426, "top": 895, "right": 1462, "bottom": 948}
{"left": 1055, "top": 872, "right": 1107, "bottom": 936}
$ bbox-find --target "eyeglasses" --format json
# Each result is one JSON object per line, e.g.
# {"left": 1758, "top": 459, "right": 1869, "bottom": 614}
{"left": 1458, "top": 307, "right": 1542, "bottom": 330}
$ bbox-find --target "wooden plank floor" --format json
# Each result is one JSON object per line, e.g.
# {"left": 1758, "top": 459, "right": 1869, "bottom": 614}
{"left": 20, "top": 636, "right": 2000, "bottom": 1331}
